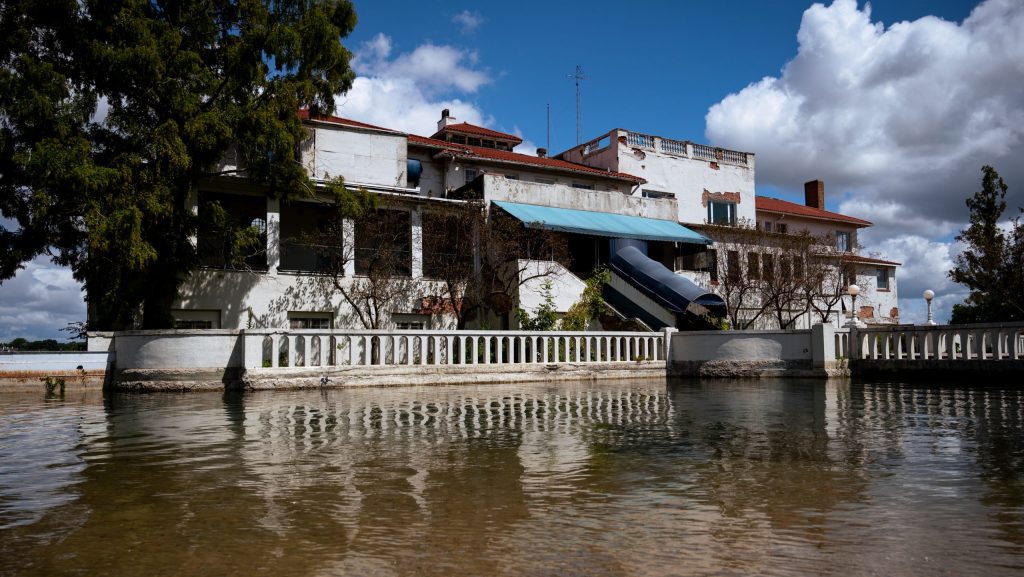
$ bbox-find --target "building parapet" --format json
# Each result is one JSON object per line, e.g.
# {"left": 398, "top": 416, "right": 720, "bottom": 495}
{"left": 481, "top": 175, "right": 678, "bottom": 221}
{"left": 577, "top": 131, "right": 751, "bottom": 168}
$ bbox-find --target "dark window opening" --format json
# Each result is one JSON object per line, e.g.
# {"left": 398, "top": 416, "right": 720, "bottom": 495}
{"left": 747, "top": 252, "right": 760, "bottom": 280}
{"left": 280, "top": 201, "right": 338, "bottom": 272}
{"left": 762, "top": 254, "right": 775, "bottom": 281}
{"left": 197, "top": 192, "right": 267, "bottom": 270}
{"left": 422, "top": 212, "right": 474, "bottom": 279}
{"left": 726, "top": 250, "right": 741, "bottom": 282}
{"left": 355, "top": 209, "right": 412, "bottom": 277}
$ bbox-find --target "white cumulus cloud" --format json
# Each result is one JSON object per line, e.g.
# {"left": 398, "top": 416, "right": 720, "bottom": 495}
{"left": 339, "top": 33, "right": 499, "bottom": 136}
{"left": 705, "top": 0, "right": 1024, "bottom": 322}
{"left": 0, "top": 256, "right": 86, "bottom": 342}
{"left": 452, "top": 10, "right": 484, "bottom": 33}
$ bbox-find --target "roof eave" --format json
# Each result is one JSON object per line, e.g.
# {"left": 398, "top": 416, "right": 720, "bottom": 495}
{"left": 756, "top": 208, "right": 872, "bottom": 227}
{"left": 433, "top": 150, "right": 645, "bottom": 184}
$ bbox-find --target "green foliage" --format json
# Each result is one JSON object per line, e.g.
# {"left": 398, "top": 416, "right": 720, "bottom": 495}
{"left": 949, "top": 166, "right": 1024, "bottom": 323}
{"left": 0, "top": 0, "right": 360, "bottom": 330}
{"left": 516, "top": 281, "right": 559, "bottom": 331}
{"left": 561, "top": 267, "right": 610, "bottom": 331}
{"left": 41, "top": 376, "right": 66, "bottom": 395}
{"left": 3, "top": 338, "right": 85, "bottom": 351}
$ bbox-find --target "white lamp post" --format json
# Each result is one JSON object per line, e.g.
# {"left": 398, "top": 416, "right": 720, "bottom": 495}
{"left": 845, "top": 284, "right": 865, "bottom": 328}
{"left": 923, "top": 289, "right": 936, "bottom": 325}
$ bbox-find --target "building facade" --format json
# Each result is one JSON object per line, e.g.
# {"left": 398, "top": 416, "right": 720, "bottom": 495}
{"left": 166, "top": 110, "right": 897, "bottom": 333}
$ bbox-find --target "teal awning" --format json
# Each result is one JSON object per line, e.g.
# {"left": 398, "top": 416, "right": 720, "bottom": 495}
{"left": 493, "top": 201, "right": 710, "bottom": 245}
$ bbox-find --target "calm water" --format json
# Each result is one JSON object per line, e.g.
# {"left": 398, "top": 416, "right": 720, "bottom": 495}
{"left": 1, "top": 378, "right": 1023, "bottom": 576}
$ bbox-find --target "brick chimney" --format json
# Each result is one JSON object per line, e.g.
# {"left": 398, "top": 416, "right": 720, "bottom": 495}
{"left": 437, "top": 108, "right": 456, "bottom": 132}
{"left": 804, "top": 179, "right": 825, "bottom": 209}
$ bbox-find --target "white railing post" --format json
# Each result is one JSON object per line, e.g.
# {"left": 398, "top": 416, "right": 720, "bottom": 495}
{"left": 662, "top": 327, "right": 677, "bottom": 363}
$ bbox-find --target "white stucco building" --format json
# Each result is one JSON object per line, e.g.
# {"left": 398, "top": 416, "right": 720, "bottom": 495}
{"left": 165, "top": 110, "right": 897, "bottom": 333}
{"left": 558, "top": 131, "right": 899, "bottom": 329}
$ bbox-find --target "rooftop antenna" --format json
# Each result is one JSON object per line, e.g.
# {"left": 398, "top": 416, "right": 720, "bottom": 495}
{"left": 568, "top": 65, "right": 587, "bottom": 145}
{"left": 546, "top": 103, "right": 551, "bottom": 151}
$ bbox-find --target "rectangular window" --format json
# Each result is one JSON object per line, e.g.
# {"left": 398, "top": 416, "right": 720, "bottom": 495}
{"left": 392, "top": 313, "right": 430, "bottom": 330}
{"left": 707, "top": 201, "right": 737, "bottom": 226}
{"left": 747, "top": 252, "right": 760, "bottom": 280}
{"left": 708, "top": 249, "right": 719, "bottom": 282}
{"left": 451, "top": 135, "right": 466, "bottom": 144}
{"left": 280, "top": 201, "right": 337, "bottom": 272}
{"left": 727, "top": 250, "right": 741, "bottom": 282}
{"left": 172, "top": 309, "right": 221, "bottom": 329}
{"left": 422, "top": 212, "right": 473, "bottom": 279}
{"left": 467, "top": 137, "right": 481, "bottom": 146}
{"left": 572, "top": 182, "right": 595, "bottom": 190}
{"left": 876, "top": 268, "right": 889, "bottom": 290}
{"left": 534, "top": 177, "right": 555, "bottom": 185}
{"left": 504, "top": 174, "right": 519, "bottom": 180}
{"left": 776, "top": 223, "right": 788, "bottom": 234}
{"left": 762, "top": 221, "right": 773, "bottom": 232}
{"left": 355, "top": 209, "right": 412, "bottom": 277}
{"left": 836, "top": 231, "right": 851, "bottom": 252}
{"left": 288, "top": 312, "right": 332, "bottom": 329}
{"left": 793, "top": 258, "right": 804, "bottom": 280}
{"left": 174, "top": 320, "right": 213, "bottom": 329}
{"left": 482, "top": 139, "right": 495, "bottom": 149}
{"left": 464, "top": 169, "right": 478, "bottom": 185}
{"left": 642, "top": 189, "right": 674, "bottom": 199}
{"left": 762, "top": 254, "right": 775, "bottom": 280}
{"left": 197, "top": 192, "right": 268, "bottom": 270}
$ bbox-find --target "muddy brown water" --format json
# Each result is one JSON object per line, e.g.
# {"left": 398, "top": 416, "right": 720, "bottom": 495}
{"left": 1, "top": 377, "right": 1023, "bottom": 576}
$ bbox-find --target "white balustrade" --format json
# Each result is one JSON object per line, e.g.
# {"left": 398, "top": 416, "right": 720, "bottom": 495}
{"left": 850, "top": 323, "right": 1024, "bottom": 363}
{"left": 625, "top": 131, "right": 655, "bottom": 149}
{"left": 245, "top": 329, "right": 666, "bottom": 370}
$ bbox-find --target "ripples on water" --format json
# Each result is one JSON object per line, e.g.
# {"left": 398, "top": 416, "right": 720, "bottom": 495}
{"left": 1, "top": 379, "right": 1022, "bottom": 576}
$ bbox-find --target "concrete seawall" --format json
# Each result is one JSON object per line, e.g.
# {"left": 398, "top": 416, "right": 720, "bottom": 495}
{"left": 0, "top": 351, "right": 112, "bottom": 391}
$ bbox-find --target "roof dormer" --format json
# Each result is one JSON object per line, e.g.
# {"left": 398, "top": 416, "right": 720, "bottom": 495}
{"left": 430, "top": 109, "right": 523, "bottom": 151}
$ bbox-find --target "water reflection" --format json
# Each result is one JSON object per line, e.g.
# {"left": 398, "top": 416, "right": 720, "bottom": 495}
{"left": 0, "top": 379, "right": 1022, "bottom": 576}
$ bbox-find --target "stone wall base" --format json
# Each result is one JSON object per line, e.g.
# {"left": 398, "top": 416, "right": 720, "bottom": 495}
{"left": 0, "top": 371, "right": 107, "bottom": 392}
{"left": 670, "top": 359, "right": 849, "bottom": 379}
{"left": 110, "top": 362, "right": 667, "bottom": 392}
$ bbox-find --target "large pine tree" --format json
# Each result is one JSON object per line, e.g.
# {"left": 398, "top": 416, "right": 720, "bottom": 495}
{"left": 949, "top": 165, "right": 1024, "bottom": 323}
{"left": 0, "top": 0, "right": 359, "bottom": 329}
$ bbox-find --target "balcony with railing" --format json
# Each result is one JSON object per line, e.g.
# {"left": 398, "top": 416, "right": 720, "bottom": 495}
{"left": 622, "top": 131, "right": 750, "bottom": 167}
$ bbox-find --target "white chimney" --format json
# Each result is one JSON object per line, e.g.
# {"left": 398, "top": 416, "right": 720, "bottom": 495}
{"left": 437, "top": 108, "right": 457, "bottom": 132}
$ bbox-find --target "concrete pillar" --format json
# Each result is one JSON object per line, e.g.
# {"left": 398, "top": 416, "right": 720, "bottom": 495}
{"left": 411, "top": 207, "right": 423, "bottom": 278}
{"left": 266, "top": 197, "right": 281, "bottom": 275}
{"left": 812, "top": 323, "right": 835, "bottom": 369}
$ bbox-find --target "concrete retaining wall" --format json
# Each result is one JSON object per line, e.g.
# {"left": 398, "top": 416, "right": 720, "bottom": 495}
{"left": 669, "top": 325, "right": 848, "bottom": 378}
{"left": 114, "top": 361, "right": 667, "bottom": 392}
{"left": 0, "top": 351, "right": 112, "bottom": 391}
{"left": 113, "top": 330, "right": 243, "bottom": 369}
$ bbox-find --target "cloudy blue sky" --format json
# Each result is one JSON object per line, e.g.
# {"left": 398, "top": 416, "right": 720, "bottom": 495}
{"left": 2, "top": 0, "right": 1021, "bottom": 340}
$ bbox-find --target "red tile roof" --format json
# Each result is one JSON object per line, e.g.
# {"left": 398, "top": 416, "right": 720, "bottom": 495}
{"left": 841, "top": 254, "right": 901, "bottom": 266}
{"left": 409, "top": 134, "right": 645, "bottom": 184}
{"left": 756, "top": 196, "right": 872, "bottom": 227}
{"left": 297, "top": 109, "right": 402, "bottom": 134}
{"left": 432, "top": 122, "right": 523, "bottom": 144}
